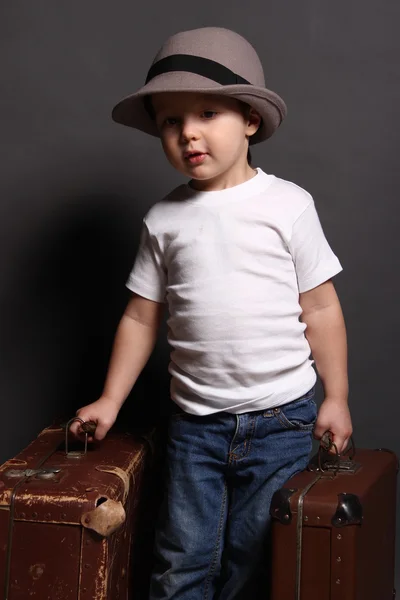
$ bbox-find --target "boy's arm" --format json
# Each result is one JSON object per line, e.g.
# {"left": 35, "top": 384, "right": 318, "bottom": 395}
{"left": 102, "top": 292, "right": 164, "bottom": 407}
{"left": 299, "top": 279, "right": 353, "bottom": 453}
{"left": 70, "top": 292, "right": 164, "bottom": 440}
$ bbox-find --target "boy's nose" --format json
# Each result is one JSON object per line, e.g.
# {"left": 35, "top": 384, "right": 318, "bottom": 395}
{"left": 180, "top": 119, "right": 201, "bottom": 143}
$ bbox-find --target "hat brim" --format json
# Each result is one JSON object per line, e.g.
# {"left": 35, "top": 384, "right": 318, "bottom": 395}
{"left": 111, "top": 72, "right": 287, "bottom": 145}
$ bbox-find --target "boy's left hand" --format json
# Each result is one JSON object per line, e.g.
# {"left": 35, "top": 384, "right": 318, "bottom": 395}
{"left": 313, "top": 397, "right": 353, "bottom": 454}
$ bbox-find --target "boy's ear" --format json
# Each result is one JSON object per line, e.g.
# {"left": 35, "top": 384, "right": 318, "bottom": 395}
{"left": 247, "top": 107, "right": 262, "bottom": 137}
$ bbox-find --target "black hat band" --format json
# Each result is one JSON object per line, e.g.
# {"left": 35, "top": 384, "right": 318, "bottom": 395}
{"left": 145, "top": 54, "right": 251, "bottom": 86}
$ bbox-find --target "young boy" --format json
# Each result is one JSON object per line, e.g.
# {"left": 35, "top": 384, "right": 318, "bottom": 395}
{"left": 70, "top": 27, "right": 352, "bottom": 599}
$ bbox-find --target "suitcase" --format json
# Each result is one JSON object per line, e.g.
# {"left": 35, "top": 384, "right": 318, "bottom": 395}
{"left": 0, "top": 418, "right": 157, "bottom": 599}
{"left": 270, "top": 436, "right": 398, "bottom": 600}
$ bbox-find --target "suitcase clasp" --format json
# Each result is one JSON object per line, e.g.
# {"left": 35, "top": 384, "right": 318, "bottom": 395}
{"left": 4, "top": 467, "right": 61, "bottom": 479}
{"left": 308, "top": 431, "right": 359, "bottom": 476}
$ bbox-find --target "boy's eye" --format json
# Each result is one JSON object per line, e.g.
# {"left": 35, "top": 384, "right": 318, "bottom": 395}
{"left": 202, "top": 111, "right": 217, "bottom": 119}
{"left": 164, "top": 117, "right": 179, "bottom": 126}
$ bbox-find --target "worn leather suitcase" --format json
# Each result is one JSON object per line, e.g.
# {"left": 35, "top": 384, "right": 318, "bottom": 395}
{"left": 0, "top": 418, "right": 157, "bottom": 599}
{"left": 270, "top": 437, "right": 398, "bottom": 600}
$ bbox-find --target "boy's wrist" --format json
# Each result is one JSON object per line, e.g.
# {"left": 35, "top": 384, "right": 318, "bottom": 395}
{"left": 321, "top": 393, "right": 349, "bottom": 406}
{"left": 320, "top": 375, "right": 348, "bottom": 405}
{"left": 99, "top": 393, "right": 125, "bottom": 411}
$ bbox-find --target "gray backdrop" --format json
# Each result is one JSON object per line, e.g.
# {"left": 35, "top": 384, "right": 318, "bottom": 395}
{"left": 1, "top": 0, "right": 399, "bottom": 586}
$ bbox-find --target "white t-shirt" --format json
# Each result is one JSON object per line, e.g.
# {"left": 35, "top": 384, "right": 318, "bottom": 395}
{"left": 126, "top": 168, "right": 342, "bottom": 415}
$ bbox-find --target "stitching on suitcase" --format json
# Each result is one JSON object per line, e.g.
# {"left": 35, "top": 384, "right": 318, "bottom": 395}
{"left": 203, "top": 481, "right": 228, "bottom": 600}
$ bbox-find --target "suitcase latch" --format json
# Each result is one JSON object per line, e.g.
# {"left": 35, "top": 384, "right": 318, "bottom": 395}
{"left": 4, "top": 467, "right": 62, "bottom": 479}
{"left": 308, "top": 432, "right": 360, "bottom": 475}
{"left": 308, "top": 456, "right": 361, "bottom": 474}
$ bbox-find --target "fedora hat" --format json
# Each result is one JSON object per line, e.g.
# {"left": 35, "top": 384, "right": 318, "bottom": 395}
{"left": 111, "top": 27, "right": 287, "bottom": 145}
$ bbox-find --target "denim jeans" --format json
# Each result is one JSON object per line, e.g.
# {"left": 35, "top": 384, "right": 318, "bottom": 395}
{"left": 149, "top": 388, "right": 317, "bottom": 600}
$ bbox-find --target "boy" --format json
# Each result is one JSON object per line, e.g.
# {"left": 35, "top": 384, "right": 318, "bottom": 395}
{"left": 70, "top": 27, "right": 352, "bottom": 599}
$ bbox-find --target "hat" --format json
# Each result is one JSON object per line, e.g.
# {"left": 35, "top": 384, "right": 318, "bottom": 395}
{"left": 111, "top": 27, "right": 287, "bottom": 145}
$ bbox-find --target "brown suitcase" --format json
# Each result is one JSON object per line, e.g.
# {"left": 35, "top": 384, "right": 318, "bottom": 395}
{"left": 0, "top": 418, "right": 157, "bottom": 599}
{"left": 270, "top": 440, "right": 398, "bottom": 600}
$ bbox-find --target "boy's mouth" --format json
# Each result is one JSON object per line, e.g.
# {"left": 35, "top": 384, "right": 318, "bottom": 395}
{"left": 184, "top": 151, "right": 208, "bottom": 165}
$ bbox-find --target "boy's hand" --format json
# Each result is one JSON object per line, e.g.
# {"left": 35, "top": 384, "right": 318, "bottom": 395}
{"left": 69, "top": 397, "right": 120, "bottom": 442}
{"left": 313, "top": 397, "right": 353, "bottom": 454}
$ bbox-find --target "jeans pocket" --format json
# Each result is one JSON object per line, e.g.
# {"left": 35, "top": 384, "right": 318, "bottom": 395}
{"left": 273, "top": 389, "right": 317, "bottom": 431}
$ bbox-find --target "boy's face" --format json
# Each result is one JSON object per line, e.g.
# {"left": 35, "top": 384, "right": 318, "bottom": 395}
{"left": 151, "top": 92, "right": 260, "bottom": 190}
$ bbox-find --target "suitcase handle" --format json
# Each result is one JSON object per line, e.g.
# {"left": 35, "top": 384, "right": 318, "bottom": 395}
{"left": 64, "top": 417, "right": 97, "bottom": 458}
{"left": 317, "top": 431, "right": 356, "bottom": 475}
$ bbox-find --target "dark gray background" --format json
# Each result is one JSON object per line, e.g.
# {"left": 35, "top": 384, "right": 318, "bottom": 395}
{"left": 1, "top": 0, "right": 399, "bottom": 586}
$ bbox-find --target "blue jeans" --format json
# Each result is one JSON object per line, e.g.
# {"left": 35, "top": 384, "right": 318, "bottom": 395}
{"left": 149, "top": 388, "right": 317, "bottom": 600}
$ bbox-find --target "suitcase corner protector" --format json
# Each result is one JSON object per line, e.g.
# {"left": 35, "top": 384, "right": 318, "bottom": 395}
{"left": 270, "top": 487, "right": 297, "bottom": 524}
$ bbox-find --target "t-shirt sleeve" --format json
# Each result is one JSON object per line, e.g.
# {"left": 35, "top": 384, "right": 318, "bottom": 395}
{"left": 288, "top": 200, "right": 343, "bottom": 293}
{"left": 126, "top": 220, "right": 167, "bottom": 303}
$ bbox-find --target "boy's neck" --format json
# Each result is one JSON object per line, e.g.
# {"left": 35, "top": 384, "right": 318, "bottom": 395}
{"left": 189, "top": 164, "right": 258, "bottom": 192}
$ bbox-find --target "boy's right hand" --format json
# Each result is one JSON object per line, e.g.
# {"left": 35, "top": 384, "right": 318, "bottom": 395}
{"left": 69, "top": 397, "right": 120, "bottom": 442}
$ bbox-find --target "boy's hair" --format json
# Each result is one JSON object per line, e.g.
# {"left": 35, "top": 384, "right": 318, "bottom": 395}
{"left": 143, "top": 96, "right": 254, "bottom": 166}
